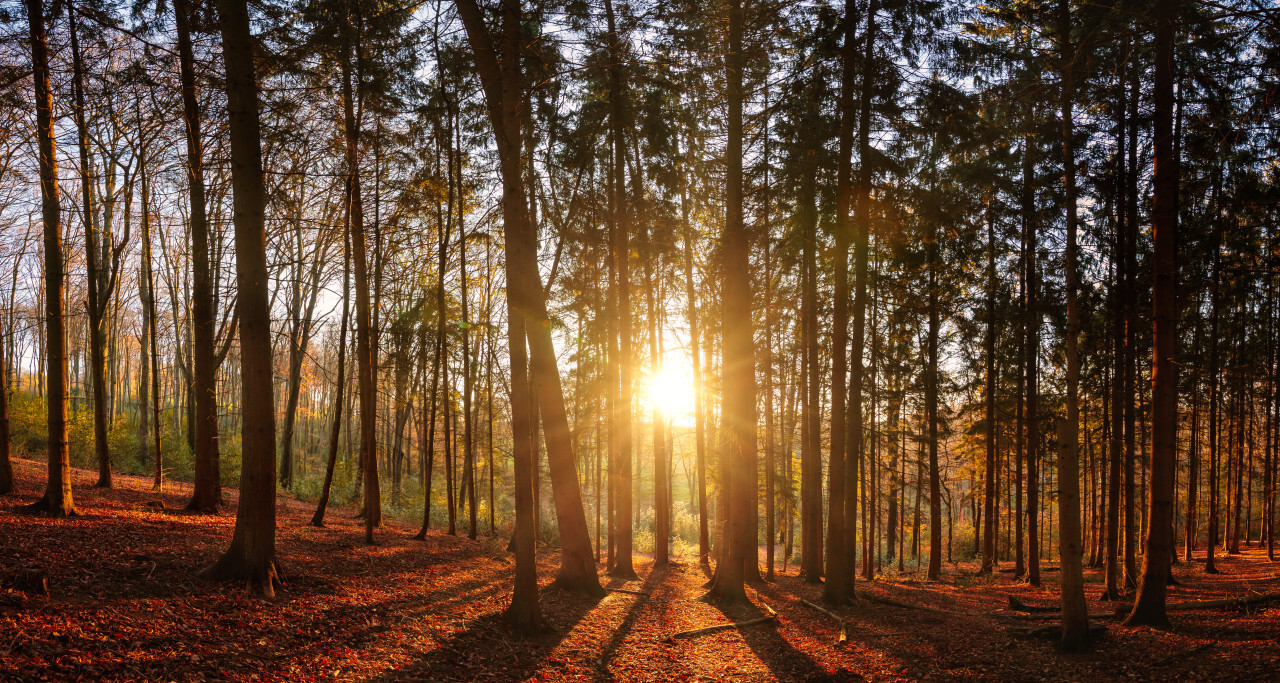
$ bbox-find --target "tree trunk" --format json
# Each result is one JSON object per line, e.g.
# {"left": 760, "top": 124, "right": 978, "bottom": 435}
{"left": 142, "top": 149, "right": 163, "bottom": 492}
{"left": 704, "top": 0, "right": 753, "bottom": 607}
{"left": 339, "top": 4, "right": 381, "bottom": 543}
{"left": 1125, "top": 0, "right": 1178, "bottom": 628}
{"left": 982, "top": 204, "right": 996, "bottom": 574}
{"left": 799, "top": 87, "right": 823, "bottom": 583}
{"left": 604, "top": 0, "right": 636, "bottom": 582}
{"left": 311, "top": 221, "right": 350, "bottom": 527}
{"left": 198, "top": 0, "right": 279, "bottom": 596}
{"left": 680, "top": 136, "right": 709, "bottom": 567}
{"left": 22, "top": 0, "right": 76, "bottom": 517}
{"left": 176, "top": 0, "right": 220, "bottom": 512}
{"left": 0, "top": 312, "right": 12, "bottom": 494}
{"left": 848, "top": 0, "right": 878, "bottom": 591}
{"left": 823, "top": 0, "right": 858, "bottom": 606}
{"left": 69, "top": 11, "right": 113, "bottom": 490}
{"left": 454, "top": 0, "right": 553, "bottom": 630}
{"left": 1057, "top": 0, "right": 1089, "bottom": 649}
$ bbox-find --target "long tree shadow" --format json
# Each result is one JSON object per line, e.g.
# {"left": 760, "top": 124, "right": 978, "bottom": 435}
{"left": 707, "top": 598, "right": 834, "bottom": 682}
{"left": 370, "top": 581, "right": 607, "bottom": 682}
{"left": 588, "top": 566, "right": 664, "bottom": 681}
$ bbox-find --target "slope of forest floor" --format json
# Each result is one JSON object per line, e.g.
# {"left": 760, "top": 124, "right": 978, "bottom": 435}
{"left": 2, "top": 456, "right": 1279, "bottom": 682}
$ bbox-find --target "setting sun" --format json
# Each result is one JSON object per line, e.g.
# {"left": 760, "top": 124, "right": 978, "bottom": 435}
{"left": 645, "top": 358, "right": 696, "bottom": 422}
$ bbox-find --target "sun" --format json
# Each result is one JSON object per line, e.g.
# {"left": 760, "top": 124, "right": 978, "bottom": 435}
{"left": 645, "top": 359, "right": 696, "bottom": 422}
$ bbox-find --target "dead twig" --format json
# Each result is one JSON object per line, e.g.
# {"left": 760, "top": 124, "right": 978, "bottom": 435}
{"left": 800, "top": 599, "right": 849, "bottom": 644}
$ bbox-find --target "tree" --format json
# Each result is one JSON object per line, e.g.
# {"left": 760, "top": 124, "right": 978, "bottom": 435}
{"left": 198, "top": 0, "right": 280, "bottom": 596}
{"left": 173, "top": 0, "right": 222, "bottom": 513}
{"left": 1124, "top": 0, "right": 1179, "bottom": 629}
{"left": 823, "top": 0, "right": 855, "bottom": 605}
{"left": 0, "top": 313, "right": 12, "bottom": 495}
{"left": 703, "top": 0, "right": 754, "bottom": 607}
{"left": 1056, "top": 0, "right": 1089, "bottom": 651}
{"left": 22, "top": 0, "right": 76, "bottom": 518}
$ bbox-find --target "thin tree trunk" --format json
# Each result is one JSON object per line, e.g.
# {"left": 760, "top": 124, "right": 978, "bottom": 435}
{"left": 312, "top": 221, "right": 351, "bottom": 527}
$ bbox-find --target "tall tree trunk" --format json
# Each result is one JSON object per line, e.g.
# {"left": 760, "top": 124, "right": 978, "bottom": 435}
{"left": 1025, "top": 135, "right": 1041, "bottom": 588}
{"left": 142, "top": 156, "right": 163, "bottom": 492}
{"left": 799, "top": 92, "right": 823, "bottom": 583}
{"left": 177, "top": 0, "right": 221, "bottom": 512}
{"left": 1125, "top": 0, "right": 1178, "bottom": 626}
{"left": 454, "top": 0, "right": 566, "bottom": 630}
{"left": 0, "top": 313, "right": 11, "bottom": 494}
{"left": 847, "top": 0, "right": 878, "bottom": 593}
{"left": 927, "top": 154, "right": 943, "bottom": 582}
{"left": 340, "top": 2, "right": 381, "bottom": 543}
{"left": 982, "top": 204, "right": 996, "bottom": 574}
{"left": 23, "top": 0, "right": 76, "bottom": 517}
{"left": 1123, "top": 51, "right": 1140, "bottom": 591}
{"left": 1057, "top": 0, "right": 1089, "bottom": 650}
{"left": 679, "top": 136, "right": 709, "bottom": 567}
{"left": 461, "top": 194, "right": 477, "bottom": 541}
{"left": 604, "top": 0, "right": 636, "bottom": 581}
{"left": 646, "top": 235, "right": 669, "bottom": 567}
{"left": 199, "top": 0, "right": 279, "bottom": 596}
{"left": 704, "top": 0, "right": 753, "bottom": 607}
{"left": 69, "top": 10, "right": 112, "bottom": 490}
{"left": 823, "top": 0, "right": 857, "bottom": 605}
{"left": 1206, "top": 175, "right": 1222, "bottom": 574}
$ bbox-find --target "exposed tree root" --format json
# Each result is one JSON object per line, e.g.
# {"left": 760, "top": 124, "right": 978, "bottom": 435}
{"left": 197, "top": 555, "right": 283, "bottom": 599}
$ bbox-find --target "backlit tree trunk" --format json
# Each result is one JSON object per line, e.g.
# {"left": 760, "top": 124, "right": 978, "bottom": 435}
{"left": 1125, "top": 0, "right": 1178, "bottom": 628}
{"left": 199, "top": 0, "right": 279, "bottom": 596}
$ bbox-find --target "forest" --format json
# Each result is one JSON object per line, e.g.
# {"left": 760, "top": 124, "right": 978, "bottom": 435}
{"left": 0, "top": 0, "right": 1278, "bottom": 679}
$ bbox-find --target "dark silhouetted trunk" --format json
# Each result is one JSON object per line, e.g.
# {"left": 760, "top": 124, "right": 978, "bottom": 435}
{"left": 198, "top": 0, "right": 279, "bottom": 596}
{"left": 1125, "top": 0, "right": 1178, "bottom": 628}
{"left": 176, "top": 0, "right": 220, "bottom": 512}
{"left": 1057, "top": 0, "right": 1089, "bottom": 649}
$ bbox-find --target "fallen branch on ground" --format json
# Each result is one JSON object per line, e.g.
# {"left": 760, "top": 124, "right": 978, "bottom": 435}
{"left": 862, "top": 593, "right": 972, "bottom": 616}
{"left": 1154, "top": 641, "right": 1215, "bottom": 666}
{"left": 1113, "top": 593, "right": 1280, "bottom": 616}
{"left": 670, "top": 600, "right": 778, "bottom": 639}
{"left": 800, "top": 599, "right": 848, "bottom": 643}
{"left": 1007, "top": 595, "right": 1057, "bottom": 612}
{"left": 995, "top": 610, "right": 1117, "bottom": 621}
{"left": 608, "top": 587, "right": 649, "bottom": 596}
{"left": 1007, "top": 622, "right": 1108, "bottom": 640}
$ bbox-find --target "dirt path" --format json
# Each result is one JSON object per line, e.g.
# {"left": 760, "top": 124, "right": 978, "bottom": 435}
{"left": 3, "top": 457, "right": 1278, "bottom": 681}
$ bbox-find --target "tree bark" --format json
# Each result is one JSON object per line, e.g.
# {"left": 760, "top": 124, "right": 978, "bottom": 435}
{"left": 311, "top": 221, "right": 350, "bottom": 527}
{"left": 22, "top": 0, "right": 76, "bottom": 517}
{"left": 704, "top": 0, "right": 753, "bottom": 607}
{"left": 199, "top": 0, "right": 279, "bottom": 596}
{"left": 175, "top": 0, "right": 221, "bottom": 512}
{"left": 1057, "top": 0, "right": 1089, "bottom": 650}
{"left": 1125, "top": 0, "right": 1178, "bottom": 628}
{"left": 604, "top": 0, "right": 636, "bottom": 581}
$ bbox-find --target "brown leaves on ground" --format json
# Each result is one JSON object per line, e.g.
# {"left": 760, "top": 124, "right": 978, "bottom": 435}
{"left": 2, "top": 457, "right": 1278, "bottom": 682}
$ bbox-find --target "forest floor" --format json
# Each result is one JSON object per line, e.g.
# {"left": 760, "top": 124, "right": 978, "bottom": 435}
{"left": 2, "top": 457, "right": 1279, "bottom": 682}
